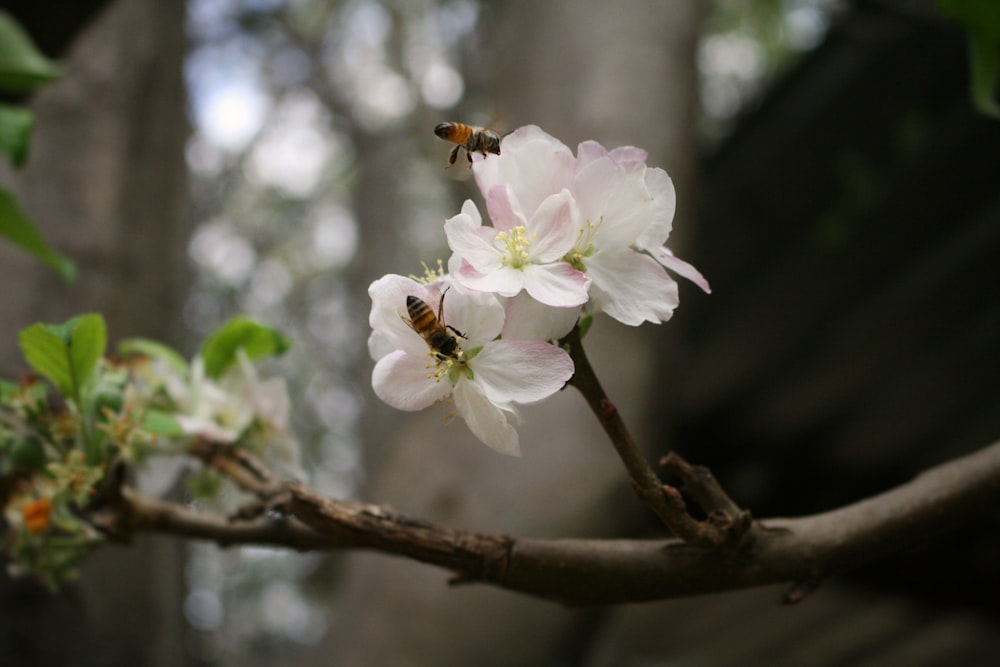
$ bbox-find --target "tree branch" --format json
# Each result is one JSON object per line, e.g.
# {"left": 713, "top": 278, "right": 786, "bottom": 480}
{"left": 561, "top": 325, "right": 741, "bottom": 546}
{"left": 113, "top": 438, "right": 1000, "bottom": 606}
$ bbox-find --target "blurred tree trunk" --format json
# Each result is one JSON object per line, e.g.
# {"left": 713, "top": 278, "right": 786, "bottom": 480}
{"left": 0, "top": 0, "right": 191, "bottom": 665}
{"left": 302, "top": 2, "right": 702, "bottom": 665}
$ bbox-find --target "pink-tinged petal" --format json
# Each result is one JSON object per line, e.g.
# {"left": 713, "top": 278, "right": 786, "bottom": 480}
{"left": 635, "top": 168, "right": 676, "bottom": 248}
{"left": 502, "top": 292, "right": 580, "bottom": 341}
{"left": 485, "top": 185, "right": 525, "bottom": 233}
{"left": 475, "top": 125, "right": 574, "bottom": 219}
{"left": 648, "top": 246, "right": 712, "bottom": 294}
{"left": 528, "top": 190, "right": 580, "bottom": 262}
{"left": 372, "top": 350, "right": 452, "bottom": 411}
{"left": 454, "top": 261, "right": 525, "bottom": 297}
{"left": 471, "top": 340, "right": 574, "bottom": 405}
{"left": 521, "top": 262, "right": 591, "bottom": 307}
{"left": 575, "top": 140, "right": 609, "bottom": 168}
{"left": 445, "top": 208, "right": 504, "bottom": 273}
{"left": 453, "top": 380, "right": 521, "bottom": 456}
{"left": 586, "top": 249, "right": 679, "bottom": 326}
{"left": 607, "top": 145, "right": 648, "bottom": 165}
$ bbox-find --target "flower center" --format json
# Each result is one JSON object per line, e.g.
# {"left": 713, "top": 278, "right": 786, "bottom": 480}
{"left": 495, "top": 225, "right": 533, "bottom": 269}
{"left": 424, "top": 353, "right": 475, "bottom": 385}
{"left": 565, "top": 217, "right": 602, "bottom": 270}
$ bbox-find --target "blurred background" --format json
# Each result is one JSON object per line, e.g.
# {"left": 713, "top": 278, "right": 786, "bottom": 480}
{"left": 1, "top": 0, "right": 999, "bottom": 665}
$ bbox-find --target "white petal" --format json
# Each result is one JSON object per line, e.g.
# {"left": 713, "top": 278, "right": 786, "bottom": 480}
{"left": 521, "top": 262, "right": 591, "bottom": 307}
{"left": 586, "top": 249, "right": 679, "bottom": 326}
{"left": 445, "top": 207, "right": 504, "bottom": 273}
{"left": 453, "top": 380, "right": 521, "bottom": 456}
{"left": 635, "top": 168, "right": 676, "bottom": 249}
{"left": 455, "top": 261, "right": 526, "bottom": 298}
{"left": 527, "top": 190, "right": 581, "bottom": 262}
{"left": 648, "top": 246, "right": 712, "bottom": 294}
{"left": 438, "top": 287, "right": 505, "bottom": 346}
{"left": 471, "top": 340, "right": 574, "bottom": 404}
{"left": 502, "top": 292, "right": 581, "bottom": 341}
{"left": 368, "top": 274, "right": 442, "bottom": 356}
{"left": 372, "top": 350, "right": 453, "bottom": 411}
{"left": 576, "top": 159, "right": 658, "bottom": 248}
{"left": 474, "top": 125, "right": 574, "bottom": 219}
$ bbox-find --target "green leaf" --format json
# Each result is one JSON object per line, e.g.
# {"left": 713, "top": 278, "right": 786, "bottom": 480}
{"left": 141, "top": 410, "right": 185, "bottom": 437}
{"left": 18, "top": 314, "right": 107, "bottom": 399}
{"left": 939, "top": 0, "right": 1000, "bottom": 118}
{"left": 0, "top": 186, "right": 76, "bottom": 281}
{"left": 201, "top": 316, "right": 291, "bottom": 379}
{"left": 0, "top": 104, "right": 33, "bottom": 166}
{"left": 67, "top": 315, "right": 107, "bottom": 392}
{"left": 0, "top": 10, "right": 61, "bottom": 94}
{"left": 118, "top": 337, "right": 189, "bottom": 375}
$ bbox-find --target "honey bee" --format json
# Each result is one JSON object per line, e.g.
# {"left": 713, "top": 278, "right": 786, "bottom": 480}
{"left": 404, "top": 292, "right": 462, "bottom": 359}
{"left": 434, "top": 122, "right": 501, "bottom": 167}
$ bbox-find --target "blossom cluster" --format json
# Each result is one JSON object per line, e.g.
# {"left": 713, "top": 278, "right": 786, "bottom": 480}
{"left": 0, "top": 315, "right": 296, "bottom": 588}
{"left": 369, "top": 125, "right": 709, "bottom": 455}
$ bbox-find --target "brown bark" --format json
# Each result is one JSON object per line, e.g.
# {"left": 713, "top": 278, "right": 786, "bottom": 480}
{"left": 112, "top": 438, "right": 1000, "bottom": 606}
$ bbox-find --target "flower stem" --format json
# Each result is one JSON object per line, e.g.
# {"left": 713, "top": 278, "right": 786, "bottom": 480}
{"left": 561, "top": 325, "right": 722, "bottom": 545}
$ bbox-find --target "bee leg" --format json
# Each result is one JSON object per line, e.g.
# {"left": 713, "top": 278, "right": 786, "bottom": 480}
{"left": 446, "top": 324, "right": 467, "bottom": 339}
{"left": 447, "top": 146, "right": 460, "bottom": 168}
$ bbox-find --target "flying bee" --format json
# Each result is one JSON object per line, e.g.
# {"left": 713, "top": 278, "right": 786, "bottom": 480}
{"left": 404, "top": 291, "right": 464, "bottom": 360}
{"left": 434, "top": 122, "right": 501, "bottom": 168}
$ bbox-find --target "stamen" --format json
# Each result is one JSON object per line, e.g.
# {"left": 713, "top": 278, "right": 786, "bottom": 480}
{"left": 565, "top": 217, "right": 602, "bottom": 270}
{"left": 495, "top": 225, "right": 533, "bottom": 268}
{"left": 409, "top": 259, "right": 447, "bottom": 284}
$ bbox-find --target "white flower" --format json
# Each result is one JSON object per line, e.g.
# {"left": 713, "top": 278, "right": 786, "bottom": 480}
{"left": 444, "top": 194, "right": 591, "bottom": 308}
{"left": 368, "top": 274, "right": 574, "bottom": 455}
{"left": 170, "top": 357, "right": 252, "bottom": 443}
{"left": 472, "top": 125, "right": 709, "bottom": 329}
{"left": 165, "top": 351, "right": 295, "bottom": 458}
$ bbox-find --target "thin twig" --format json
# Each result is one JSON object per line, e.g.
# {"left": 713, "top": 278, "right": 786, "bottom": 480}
{"left": 560, "top": 325, "right": 725, "bottom": 545}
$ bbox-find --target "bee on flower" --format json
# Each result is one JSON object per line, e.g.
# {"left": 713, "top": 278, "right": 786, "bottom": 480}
{"left": 368, "top": 274, "right": 573, "bottom": 456}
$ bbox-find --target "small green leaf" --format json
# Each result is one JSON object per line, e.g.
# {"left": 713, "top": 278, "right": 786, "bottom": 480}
{"left": 939, "top": 0, "right": 1000, "bottom": 118}
{"left": 0, "top": 186, "right": 76, "bottom": 281}
{"left": 142, "top": 410, "right": 184, "bottom": 437}
{"left": 201, "top": 316, "right": 291, "bottom": 379}
{"left": 0, "top": 104, "right": 33, "bottom": 166}
{"left": 0, "top": 10, "right": 61, "bottom": 94}
{"left": 19, "top": 324, "right": 75, "bottom": 396}
{"left": 69, "top": 315, "right": 107, "bottom": 386}
{"left": 18, "top": 314, "right": 106, "bottom": 399}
